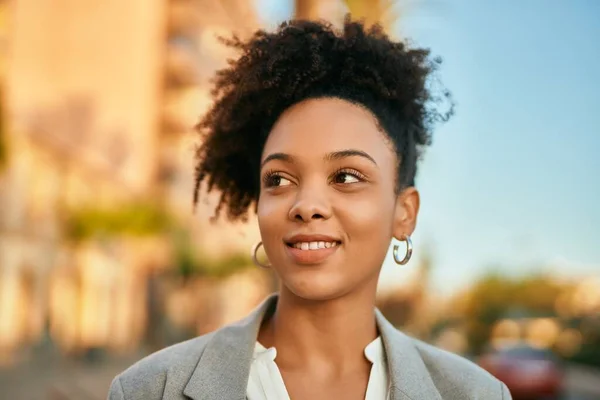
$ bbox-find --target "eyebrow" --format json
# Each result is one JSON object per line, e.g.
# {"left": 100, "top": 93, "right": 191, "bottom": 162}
{"left": 261, "top": 152, "right": 294, "bottom": 169}
{"left": 261, "top": 149, "right": 377, "bottom": 169}
{"left": 325, "top": 149, "right": 377, "bottom": 166}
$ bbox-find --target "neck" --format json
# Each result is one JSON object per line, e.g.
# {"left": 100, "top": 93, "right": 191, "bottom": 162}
{"left": 258, "top": 284, "right": 379, "bottom": 371}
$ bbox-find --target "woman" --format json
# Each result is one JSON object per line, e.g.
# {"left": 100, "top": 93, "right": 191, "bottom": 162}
{"left": 109, "top": 18, "right": 511, "bottom": 400}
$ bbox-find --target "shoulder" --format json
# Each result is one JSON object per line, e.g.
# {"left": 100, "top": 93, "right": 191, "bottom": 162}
{"left": 410, "top": 337, "right": 511, "bottom": 399}
{"left": 107, "top": 332, "right": 215, "bottom": 400}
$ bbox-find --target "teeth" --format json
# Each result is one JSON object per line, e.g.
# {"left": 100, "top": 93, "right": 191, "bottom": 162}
{"left": 293, "top": 241, "right": 338, "bottom": 250}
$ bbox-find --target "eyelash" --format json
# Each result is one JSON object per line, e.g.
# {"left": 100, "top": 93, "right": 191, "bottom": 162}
{"left": 330, "top": 168, "right": 367, "bottom": 183}
{"left": 262, "top": 169, "right": 285, "bottom": 188}
{"left": 262, "top": 168, "right": 367, "bottom": 187}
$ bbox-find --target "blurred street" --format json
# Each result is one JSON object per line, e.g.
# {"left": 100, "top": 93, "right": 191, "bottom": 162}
{"left": 564, "top": 365, "right": 600, "bottom": 400}
{"left": 0, "top": 347, "right": 145, "bottom": 400}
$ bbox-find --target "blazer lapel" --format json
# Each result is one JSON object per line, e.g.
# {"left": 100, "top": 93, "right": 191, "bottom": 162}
{"left": 181, "top": 295, "right": 277, "bottom": 400}
{"left": 177, "top": 295, "right": 440, "bottom": 400}
{"left": 376, "top": 309, "right": 442, "bottom": 400}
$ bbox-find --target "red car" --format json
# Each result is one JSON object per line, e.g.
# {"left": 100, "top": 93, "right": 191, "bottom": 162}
{"left": 479, "top": 345, "right": 564, "bottom": 399}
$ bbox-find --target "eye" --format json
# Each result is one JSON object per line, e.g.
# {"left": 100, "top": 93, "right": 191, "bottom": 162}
{"left": 332, "top": 169, "right": 364, "bottom": 184}
{"left": 263, "top": 172, "right": 293, "bottom": 188}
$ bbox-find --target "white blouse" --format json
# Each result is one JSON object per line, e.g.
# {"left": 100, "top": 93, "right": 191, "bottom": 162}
{"left": 246, "top": 337, "right": 390, "bottom": 400}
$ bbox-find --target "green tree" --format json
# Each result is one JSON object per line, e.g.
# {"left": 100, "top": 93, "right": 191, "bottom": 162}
{"left": 171, "top": 228, "right": 252, "bottom": 280}
{"left": 343, "top": 0, "right": 398, "bottom": 31}
{"left": 65, "top": 202, "right": 174, "bottom": 241}
{"left": 294, "top": 0, "right": 319, "bottom": 19}
{"left": 0, "top": 88, "right": 6, "bottom": 168}
{"left": 294, "top": 0, "right": 400, "bottom": 31}
{"left": 461, "top": 272, "right": 565, "bottom": 353}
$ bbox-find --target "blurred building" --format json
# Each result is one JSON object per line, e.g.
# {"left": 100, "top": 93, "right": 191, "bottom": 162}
{"left": 0, "top": 0, "right": 265, "bottom": 361}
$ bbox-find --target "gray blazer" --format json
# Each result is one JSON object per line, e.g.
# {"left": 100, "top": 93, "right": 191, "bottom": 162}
{"left": 108, "top": 295, "right": 511, "bottom": 399}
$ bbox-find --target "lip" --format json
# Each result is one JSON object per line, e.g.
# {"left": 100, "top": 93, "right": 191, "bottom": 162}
{"left": 284, "top": 233, "right": 341, "bottom": 244}
{"left": 283, "top": 233, "right": 342, "bottom": 265}
{"left": 285, "top": 245, "right": 339, "bottom": 265}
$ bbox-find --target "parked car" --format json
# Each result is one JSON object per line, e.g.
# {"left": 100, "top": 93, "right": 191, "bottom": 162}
{"left": 479, "top": 344, "right": 564, "bottom": 399}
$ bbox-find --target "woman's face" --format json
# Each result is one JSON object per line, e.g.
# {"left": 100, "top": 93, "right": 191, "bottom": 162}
{"left": 257, "top": 97, "right": 419, "bottom": 301}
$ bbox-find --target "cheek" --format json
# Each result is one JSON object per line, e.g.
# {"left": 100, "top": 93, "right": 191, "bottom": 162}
{"left": 336, "top": 190, "right": 395, "bottom": 240}
{"left": 257, "top": 194, "right": 277, "bottom": 221}
{"left": 257, "top": 194, "right": 288, "bottom": 240}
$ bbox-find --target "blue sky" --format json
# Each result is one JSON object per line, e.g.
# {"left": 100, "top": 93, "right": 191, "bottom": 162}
{"left": 254, "top": 1, "right": 600, "bottom": 294}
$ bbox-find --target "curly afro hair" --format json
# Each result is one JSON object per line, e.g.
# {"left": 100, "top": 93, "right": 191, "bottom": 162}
{"left": 193, "top": 16, "right": 453, "bottom": 221}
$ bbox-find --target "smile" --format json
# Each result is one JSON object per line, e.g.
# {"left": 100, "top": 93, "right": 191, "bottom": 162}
{"left": 289, "top": 241, "right": 339, "bottom": 250}
{"left": 283, "top": 234, "right": 342, "bottom": 265}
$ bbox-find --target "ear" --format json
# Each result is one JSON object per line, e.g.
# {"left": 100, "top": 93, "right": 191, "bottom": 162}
{"left": 393, "top": 187, "right": 420, "bottom": 240}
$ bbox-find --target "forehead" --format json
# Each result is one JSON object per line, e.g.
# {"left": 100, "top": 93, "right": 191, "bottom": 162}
{"left": 263, "top": 97, "right": 395, "bottom": 162}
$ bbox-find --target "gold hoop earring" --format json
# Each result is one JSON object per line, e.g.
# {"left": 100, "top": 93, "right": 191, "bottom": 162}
{"left": 251, "top": 241, "right": 271, "bottom": 268}
{"left": 393, "top": 235, "right": 413, "bottom": 265}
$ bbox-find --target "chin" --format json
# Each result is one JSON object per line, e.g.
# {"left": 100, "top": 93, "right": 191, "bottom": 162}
{"left": 281, "top": 273, "right": 353, "bottom": 302}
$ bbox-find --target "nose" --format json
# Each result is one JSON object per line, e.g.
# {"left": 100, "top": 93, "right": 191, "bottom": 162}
{"left": 288, "top": 185, "right": 332, "bottom": 223}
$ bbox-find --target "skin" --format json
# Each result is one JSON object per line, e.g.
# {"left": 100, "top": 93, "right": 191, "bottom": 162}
{"left": 256, "top": 97, "right": 420, "bottom": 400}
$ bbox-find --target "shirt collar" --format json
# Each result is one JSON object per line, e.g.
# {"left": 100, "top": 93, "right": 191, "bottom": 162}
{"left": 180, "top": 294, "right": 442, "bottom": 400}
